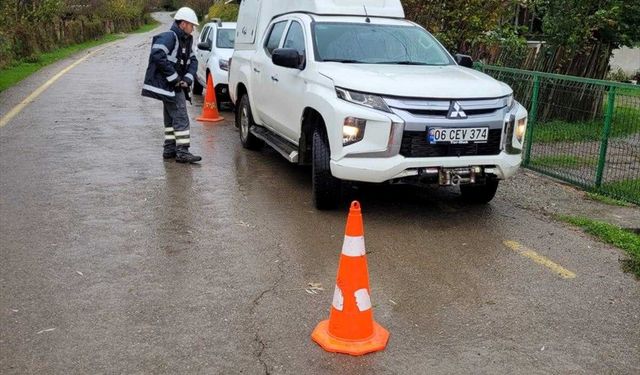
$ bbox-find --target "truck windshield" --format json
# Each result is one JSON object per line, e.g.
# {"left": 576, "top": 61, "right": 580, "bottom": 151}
{"left": 313, "top": 23, "right": 453, "bottom": 65}
{"left": 217, "top": 29, "right": 235, "bottom": 49}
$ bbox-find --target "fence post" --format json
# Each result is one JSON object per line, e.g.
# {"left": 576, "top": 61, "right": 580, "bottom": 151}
{"left": 524, "top": 74, "right": 540, "bottom": 166}
{"left": 595, "top": 86, "right": 616, "bottom": 188}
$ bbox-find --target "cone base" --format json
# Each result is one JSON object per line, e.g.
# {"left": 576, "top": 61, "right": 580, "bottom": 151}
{"left": 197, "top": 116, "right": 224, "bottom": 123}
{"left": 311, "top": 319, "right": 389, "bottom": 356}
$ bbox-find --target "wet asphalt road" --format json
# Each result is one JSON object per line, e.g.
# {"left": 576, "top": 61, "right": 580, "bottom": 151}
{"left": 1, "top": 13, "right": 639, "bottom": 374}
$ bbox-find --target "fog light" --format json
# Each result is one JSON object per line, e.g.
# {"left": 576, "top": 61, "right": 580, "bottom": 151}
{"left": 343, "top": 117, "right": 366, "bottom": 146}
{"left": 515, "top": 117, "right": 527, "bottom": 143}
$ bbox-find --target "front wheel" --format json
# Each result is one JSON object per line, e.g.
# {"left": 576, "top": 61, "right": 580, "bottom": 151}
{"left": 312, "top": 128, "right": 342, "bottom": 210}
{"left": 193, "top": 77, "right": 204, "bottom": 95}
{"left": 460, "top": 179, "right": 499, "bottom": 204}
{"left": 237, "top": 95, "right": 263, "bottom": 150}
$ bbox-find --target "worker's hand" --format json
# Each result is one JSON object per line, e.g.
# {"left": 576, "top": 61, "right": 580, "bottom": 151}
{"left": 176, "top": 81, "right": 189, "bottom": 88}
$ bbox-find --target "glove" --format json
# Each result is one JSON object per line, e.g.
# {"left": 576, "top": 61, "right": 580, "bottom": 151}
{"left": 175, "top": 81, "right": 189, "bottom": 88}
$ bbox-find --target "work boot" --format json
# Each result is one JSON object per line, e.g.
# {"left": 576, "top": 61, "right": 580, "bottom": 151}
{"left": 176, "top": 150, "right": 202, "bottom": 164}
{"left": 163, "top": 141, "right": 176, "bottom": 160}
{"left": 163, "top": 149, "right": 177, "bottom": 159}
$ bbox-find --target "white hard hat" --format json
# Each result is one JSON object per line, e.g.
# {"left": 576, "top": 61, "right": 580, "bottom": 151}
{"left": 174, "top": 7, "right": 199, "bottom": 26}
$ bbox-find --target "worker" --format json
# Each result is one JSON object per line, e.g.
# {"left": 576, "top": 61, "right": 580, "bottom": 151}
{"left": 142, "top": 7, "right": 201, "bottom": 163}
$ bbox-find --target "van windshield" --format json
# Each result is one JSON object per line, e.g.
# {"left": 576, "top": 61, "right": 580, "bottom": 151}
{"left": 313, "top": 23, "right": 453, "bottom": 65}
{"left": 217, "top": 28, "right": 235, "bottom": 49}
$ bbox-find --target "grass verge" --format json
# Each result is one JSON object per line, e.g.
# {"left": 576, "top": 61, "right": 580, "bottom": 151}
{"left": 0, "top": 21, "right": 158, "bottom": 93}
{"left": 585, "top": 192, "right": 634, "bottom": 207}
{"left": 131, "top": 20, "right": 160, "bottom": 34}
{"left": 533, "top": 106, "right": 640, "bottom": 143}
{"left": 557, "top": 215, "right": 640, "bottom": 278}
{"left": 530, "top": 155, "right": 597, "bottom": 169}
{"left": 601, "top": 179, "right": 640, "bottom": 204}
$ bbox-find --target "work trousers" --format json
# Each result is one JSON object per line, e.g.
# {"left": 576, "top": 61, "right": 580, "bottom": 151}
{"left": 163, "top": 91, "right": 191, "bottom": 153}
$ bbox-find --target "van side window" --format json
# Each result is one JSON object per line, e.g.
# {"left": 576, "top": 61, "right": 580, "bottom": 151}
{"left": 200, "top": 26, "right": 210, "bottom": 43}
{"left": 264, "top": 21, "right": 287, "bottom": 56}
{"left": 283, "top": 21, "right": 305, "bottom": 56}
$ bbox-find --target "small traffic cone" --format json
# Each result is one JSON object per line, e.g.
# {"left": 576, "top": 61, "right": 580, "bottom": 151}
{"left": 197, "top": 74, "right": 224, "bottom": 123}
{"left": 311, "top": 201, "right": 389, "bottom": 356}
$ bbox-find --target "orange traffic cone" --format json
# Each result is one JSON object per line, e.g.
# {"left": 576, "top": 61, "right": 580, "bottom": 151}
{"left": 311, "top": 201, "right": 389, "bottom": 356}
{"left": 197, "top": 74, "right": 224, "bottom": 123}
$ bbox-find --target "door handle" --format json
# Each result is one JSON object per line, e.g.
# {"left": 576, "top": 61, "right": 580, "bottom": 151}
{"left": 253, "top": 68, "right": 261, "bottom": 73}
{"left": 271, "top": 76, "right": 279, "bottom": 82}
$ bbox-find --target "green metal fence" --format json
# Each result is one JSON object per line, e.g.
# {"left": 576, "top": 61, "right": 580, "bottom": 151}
{"left": 476, "top": 64, "right": 640, "bottom": 205}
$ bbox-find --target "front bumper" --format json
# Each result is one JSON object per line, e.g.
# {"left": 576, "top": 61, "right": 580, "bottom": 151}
{"left": 331, "top": 152, "right": 522, "bottom": 183}
{"left": 328, "top": 98, "right": 527, "bottom": 183}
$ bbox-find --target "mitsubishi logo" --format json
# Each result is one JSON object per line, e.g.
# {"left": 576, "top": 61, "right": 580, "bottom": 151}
{"left": 447, "top": 101, "right": 467, "bottom": 119}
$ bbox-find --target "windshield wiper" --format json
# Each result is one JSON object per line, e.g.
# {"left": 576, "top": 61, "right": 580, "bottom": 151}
{"left": 322, "top": 59, "right": 366, "bottom": 63}
{"left": 374, "top": 61, "right": 432, "bottom": 65}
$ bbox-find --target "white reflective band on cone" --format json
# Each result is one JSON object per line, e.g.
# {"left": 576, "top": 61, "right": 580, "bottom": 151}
{"left": 342, "top": 235, "right": 366, "bottom": 257}
{"left": 332, "top": 286, "right": 344, "bottom": 311}
{"left": 354, "top": 288, "right": 372, "bottom": 312}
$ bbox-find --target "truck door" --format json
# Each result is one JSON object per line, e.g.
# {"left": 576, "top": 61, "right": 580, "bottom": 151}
{"left": 252, "top": 20, "right": 288, "bottom": 129}
{"left": 265, "top": 20, "right": 308, "bottom": 142}
{"left": 196, "top": 26, "right": 211, "bottom": 84}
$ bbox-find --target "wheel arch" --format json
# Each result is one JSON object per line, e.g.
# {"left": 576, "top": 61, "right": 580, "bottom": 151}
{"left": 299, "top": 107, "right": 327, "bottom": 165}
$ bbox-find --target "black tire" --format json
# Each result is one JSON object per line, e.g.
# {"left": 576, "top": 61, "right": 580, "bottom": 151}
{"left": 216, "top": 95, "right": 223, "bottom": 112}
{"left": 460, "top": 179, "right": 499, "bottom": 204}
{"left": 237, "top": 95, "right": 263, "bottom": 150}
{"left": 312, "top": 128, "right": 342, "bottom": 210}
{"left": 193, "top": 77, "right": 204, "bottom": 95}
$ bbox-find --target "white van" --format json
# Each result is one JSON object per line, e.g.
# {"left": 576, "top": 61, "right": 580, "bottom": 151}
{"left": 229, "top": 0, "right": 528, "bottom": 209}
{"left": 194, "top": 19, "right": 237, "bottom": 107}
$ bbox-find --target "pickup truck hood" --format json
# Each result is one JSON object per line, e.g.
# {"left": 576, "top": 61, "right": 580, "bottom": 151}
{"left": 318, "top": 63, "right": 512, "bottom": 99}
{"left": 214, "top": 47, "right": 233, "bottom": 61}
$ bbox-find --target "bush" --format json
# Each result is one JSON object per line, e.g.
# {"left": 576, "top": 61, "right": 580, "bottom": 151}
{"left": 0, "top": 31, "right": 15, "bottom": 69}
{"left": 608, "top": 68, "right": 631, "bottom": 82}
{"left": 207, "top": 2, "right": 239, "bottom": 22}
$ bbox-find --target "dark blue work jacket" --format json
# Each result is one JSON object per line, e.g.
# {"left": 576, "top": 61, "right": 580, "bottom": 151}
{"left": 141, "top": 23, "right": 198, "bottom": 102}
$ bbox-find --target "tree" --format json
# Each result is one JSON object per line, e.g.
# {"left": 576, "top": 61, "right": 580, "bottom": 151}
{"left": 535, "top": 0, "right": 640, "bottom": 51}
{"left": 402, "top": 0, "right": 520, "bottom": 53}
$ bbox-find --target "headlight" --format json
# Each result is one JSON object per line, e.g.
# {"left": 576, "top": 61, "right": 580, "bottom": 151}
{"left": 219, "top": 59, "right": 229, "bottom": 71}
{"left": 515, "top": 117, "right": 527, "bottom": 143}
{"left": 343, "top": 117, "right": 366, "bottom": 146}
{"left": 336, "top": 87, "right": 391, "bottom": 113}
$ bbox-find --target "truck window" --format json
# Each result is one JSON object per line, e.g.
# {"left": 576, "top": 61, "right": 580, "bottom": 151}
{"left": 217, "top": 29, "right": 235, "bottom": 49}
{"left": 264, "top": 21, "right": 287, "bottom": 56}
{"left": 313, "top": 23, "right": 453, "bottom": 66}
{"left": 283, "top": 22, "right": 305, "bottom": 56}
{"left": 199, "top": 26, "right": 211, "bottom": 44}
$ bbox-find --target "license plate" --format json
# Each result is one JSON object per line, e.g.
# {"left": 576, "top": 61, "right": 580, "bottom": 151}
{"left": 428, "top": 127, "right": 489, "bottom": 144}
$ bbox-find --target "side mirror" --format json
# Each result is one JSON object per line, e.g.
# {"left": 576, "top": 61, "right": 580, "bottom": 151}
{"left": 197, "top": 42, "right": 212, "bottom": 52}
{"left": 455, "top": 54, "right": 474, "bottom": 68}
{"left": 272, "top": 48, "right": 303, "bottom": 69}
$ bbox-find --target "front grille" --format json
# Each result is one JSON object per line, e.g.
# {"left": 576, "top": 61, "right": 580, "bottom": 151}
{"left": 400, "top": 129, "right": 503, "bottom": 157}
{"left": 406, "top": 108, "right": 502, "bottom": 118}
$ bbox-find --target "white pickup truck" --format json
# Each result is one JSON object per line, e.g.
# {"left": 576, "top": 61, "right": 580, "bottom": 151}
{"left": 194, "top": 19, "right": 236, "bottom": 107}
{"left": 229, "top": 0, "right": 528, "bottom": 209}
